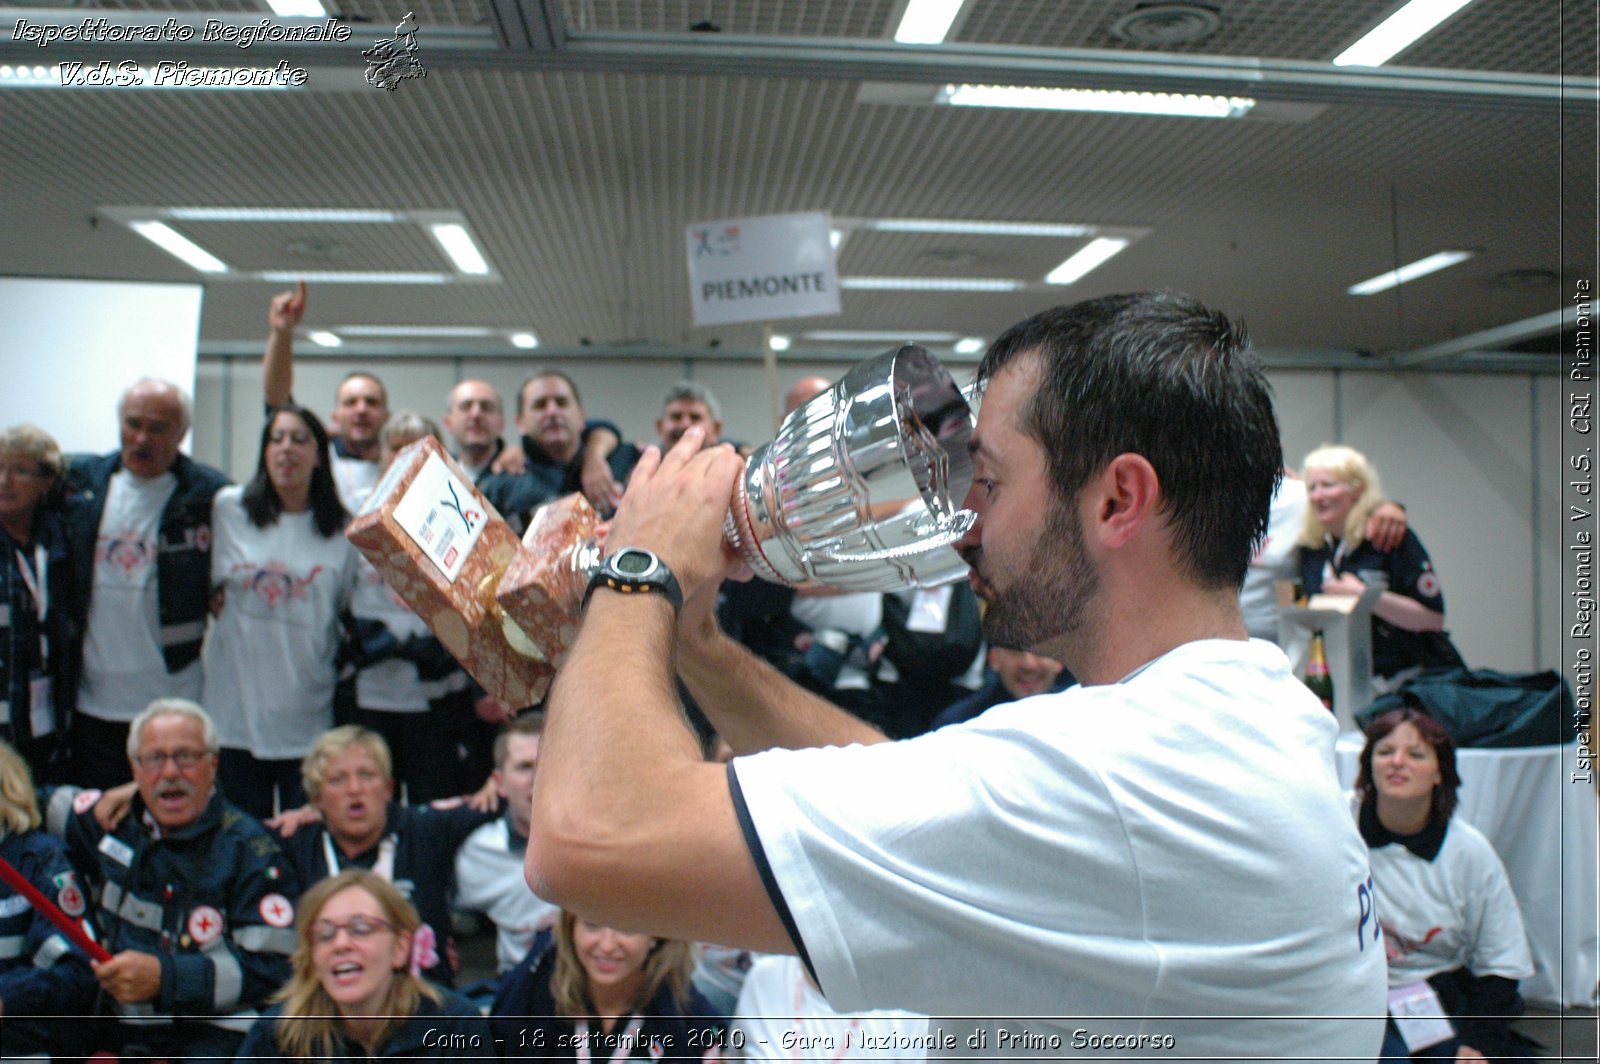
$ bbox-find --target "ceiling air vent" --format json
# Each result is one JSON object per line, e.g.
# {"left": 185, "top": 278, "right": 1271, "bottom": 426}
{"left": 1110, "top": 3, "right": 1222, "bottom": 47}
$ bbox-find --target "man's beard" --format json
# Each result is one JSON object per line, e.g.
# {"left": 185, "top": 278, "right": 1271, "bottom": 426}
{"left": 979, "top": 495, "right": 1099, "bottom": 653}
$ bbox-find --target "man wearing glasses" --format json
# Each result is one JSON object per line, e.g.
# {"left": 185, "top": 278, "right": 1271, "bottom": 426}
{"left": 44, "top": 698, "right": 300, "bottom": 1062}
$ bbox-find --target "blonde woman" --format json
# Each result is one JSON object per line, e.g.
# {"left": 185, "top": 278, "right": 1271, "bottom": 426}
{"left": 1296, "top": 444, "right": 1463, "bottom": 686}
{"left": 238, "top": 868, "right": 488, "bottom": 1059}
{"left": 0, "top": 424, "right": 73, "bottom": 778}
{"left": 0, "top": 739, "right": 98, "bottom": 1057}
{"left": 490, "top": 909, "right": 721, "bottom": 1062}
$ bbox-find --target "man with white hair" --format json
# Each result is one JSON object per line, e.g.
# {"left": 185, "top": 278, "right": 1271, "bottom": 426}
{"left": 46, "top": 698, "right": 298, "bottom": 1062}
{"left": 64, "top": 379, "right": 227, "bottom": 789}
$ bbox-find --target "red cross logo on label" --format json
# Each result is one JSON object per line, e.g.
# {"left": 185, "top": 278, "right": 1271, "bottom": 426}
{"left": 72, "top": 789, "right": 103, "bottom": 815}
{"left": 259, "top": 893, "right": 295, "bottom": 928}
{"left": 56, "top": 878, "right": 86, "bottom": 918}
{"left": 187, "top": 905, "right": 224, "bottom": 945}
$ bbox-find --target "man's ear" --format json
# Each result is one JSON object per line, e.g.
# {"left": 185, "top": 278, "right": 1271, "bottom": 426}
{"left": 1089, "top": 453, "right": 1160, "bottom": 548}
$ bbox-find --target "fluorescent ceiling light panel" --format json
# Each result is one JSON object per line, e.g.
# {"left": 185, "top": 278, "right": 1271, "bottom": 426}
{"left": 1045, "top": 237, "right": 1130, "bottom": 285}
{"left": 866, "top": 218, "right": 1094, "bottom": 237}
{"left": 256, "top": 271, "right": 452, "bottom": 284}
{"left": 509, "top": 332, "right": 540, "bottom": 349}
{"left": 166, "top": 207, "right": 399, "bottom": 223}
{"left": 129, "top": 221, "right": 229, "bottom": 273}
{"left": 829, "top": 229, "right": 845, "bottom": 249}
{"left": 895, "top": 0, "right": 966, "bottom": 44}
{"left": 805, "top": 330, "right": 960, "bottom": 343}
{"left": 941, "top": 84, "right": 1255, "bottom": 119}
{"left": 308, "top": 331, "right": 342, "bottom": 347}
{"left": 338, "top": 325, "right": 494, "bottom": 338}
{"left": 769, "top": 335, "right": 793, "bottom": 352}
{"left": 1347, "top": 250, "right": 1473, "bottom": 295}
{"left": 953, "top": 337, "right": 986, "bottom": 354}
{"left": 429, "top": 223, "right": 491, "bottom": 275}
{"left": 265, "top": 0, "right": 329, "bottom": 16}
{"left": 1333, "top": 0, "right": 1476, "bottom": 67}
{"left": 842, "top": 276, "right": 1024, "bottom": 292}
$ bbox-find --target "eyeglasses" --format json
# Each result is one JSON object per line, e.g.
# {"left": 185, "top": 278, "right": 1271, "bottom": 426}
{"left": 132, "top": 749, "right": 210, "bottom": 770}
{"left": 311, "top": 916, "right": 395, "bottom": 943}
{"left": 0, "top": 463, "right": 49, "bottom": 481}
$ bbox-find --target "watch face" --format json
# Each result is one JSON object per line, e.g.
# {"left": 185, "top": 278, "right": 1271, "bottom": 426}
{"left": 614, "top": 549, "right": 656, "bottom": 577}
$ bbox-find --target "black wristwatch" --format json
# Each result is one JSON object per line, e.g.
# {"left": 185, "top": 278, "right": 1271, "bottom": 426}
{"left": 583, "top": 547, "right": 684, "bottom": 614}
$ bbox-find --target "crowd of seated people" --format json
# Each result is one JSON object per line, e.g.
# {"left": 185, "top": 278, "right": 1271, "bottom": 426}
{"left": 0, "top": 284, "right": 1535, "bottom": 1062}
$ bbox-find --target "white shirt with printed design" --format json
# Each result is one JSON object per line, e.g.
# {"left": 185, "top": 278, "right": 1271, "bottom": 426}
{"left": 79, "top": 470, "right": 201, "bottom": 721}
{"left": 202, "top": 486, "right": 359, "bottom": 759}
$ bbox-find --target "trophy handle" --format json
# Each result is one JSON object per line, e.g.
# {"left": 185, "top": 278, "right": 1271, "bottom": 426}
{"left": 809, "top": 510, "right": 977, "bottom": 565}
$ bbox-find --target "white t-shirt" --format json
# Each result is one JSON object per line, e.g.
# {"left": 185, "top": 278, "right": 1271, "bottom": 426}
{"left": 351, "top": 557, "right": 466, "bottom": 712}
{"left": 453, "top": 816, "right": 560, "bottom": 973}
{"left": 1365, "top": 816, "right": 1535, "bottom": 987}
{"left": 732, "top": 638, "right": 1387, "bottom": 1060}
{"left": 79, "top": 470, "right": 201, "bottom": 721}
{"left": 202, "top": 486, "right": 359, "bottom": 759}
{"left": 734, "top": 954, "right": 930, "bottom": 1063}
{"left": 1240, "top": 477, "right": 1307, "bottom": 643}
{"left": 332, "top": 454, "right": 380, "bottom": 514}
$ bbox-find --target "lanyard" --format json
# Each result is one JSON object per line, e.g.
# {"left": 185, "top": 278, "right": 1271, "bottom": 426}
{"left": 13, "top": 545, "right": 46, "bottom": 622}
{"left": 323, "top": 832, "right": 396, "bottom": 880}
{"left": 574, "top": 1016, "right": 645, "bottom": 1064}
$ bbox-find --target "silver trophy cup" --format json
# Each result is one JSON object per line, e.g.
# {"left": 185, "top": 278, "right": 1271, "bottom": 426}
{"left": 491, "top": 345, "right": 977, "bottom": 672}
{"left": 725, "top": 344, "right": 976, "bottom": 592}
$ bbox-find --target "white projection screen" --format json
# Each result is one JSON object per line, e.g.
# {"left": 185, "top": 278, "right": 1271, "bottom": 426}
{"left": 1, "top": 277, "right": 203, "bottom": 456}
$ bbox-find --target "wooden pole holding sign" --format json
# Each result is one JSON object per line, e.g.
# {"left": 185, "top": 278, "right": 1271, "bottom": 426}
{"left": 763, "top": 322, "right": 781, "bottom": 433}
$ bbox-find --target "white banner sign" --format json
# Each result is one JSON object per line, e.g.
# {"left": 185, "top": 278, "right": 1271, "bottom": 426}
{"left": 686, "top": 211, "right": 840, "bottom": 327}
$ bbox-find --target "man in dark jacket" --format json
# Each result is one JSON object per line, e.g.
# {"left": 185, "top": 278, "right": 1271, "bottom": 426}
{"left": 63, "top": 379, "right": 227, "bottom": 789}
{"left": 46, "top": 698, "right": 299, "bottom": 1062}
{"left": 480, "top": 370, "right": 640, "bottom": 532}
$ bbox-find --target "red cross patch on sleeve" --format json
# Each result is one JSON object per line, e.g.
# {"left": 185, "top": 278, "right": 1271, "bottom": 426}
{"left": 259, "top": 893, "right": 295, "bottom": 928}
{"left": 187, "top": 905, "right": 224, "bottom": 946}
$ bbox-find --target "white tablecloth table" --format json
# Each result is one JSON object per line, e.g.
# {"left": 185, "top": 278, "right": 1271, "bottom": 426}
{"left": 1335, "top": 734, "right": 1599, "bottom": 1008}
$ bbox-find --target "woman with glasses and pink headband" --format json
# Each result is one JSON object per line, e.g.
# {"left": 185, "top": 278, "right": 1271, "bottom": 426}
{"left": 238, "top": 868, "right": 489, "bottom": 1059}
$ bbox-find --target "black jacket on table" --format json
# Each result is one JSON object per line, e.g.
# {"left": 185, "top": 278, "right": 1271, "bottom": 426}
{"left": 491, "top": 944, "right": 722, "bottom": 1064}
{"left": 45, "top": 785, "right": 299, "bottom": 1052}
{"left": 63, "top": 451, "right": 228, "bottom": 675}
{"left": 280, "top": 799, "right": 495, "bottom": 986}
{"left": 238, "top": 986, "right": 493, "bottom": 1059}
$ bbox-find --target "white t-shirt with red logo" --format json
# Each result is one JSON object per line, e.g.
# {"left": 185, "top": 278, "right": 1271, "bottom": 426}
{"left": 202, "top": 486, "right": 359, "bottom": 759}
{"left": 79, "top": 470, "right": 201, "bottom": 722}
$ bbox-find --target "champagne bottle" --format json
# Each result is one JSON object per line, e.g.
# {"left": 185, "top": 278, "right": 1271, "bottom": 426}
{"left": 1305, "top": 630, "right": 1334, "bottom": 712}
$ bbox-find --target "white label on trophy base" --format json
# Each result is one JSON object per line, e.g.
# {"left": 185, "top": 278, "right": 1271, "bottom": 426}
{"left": 391, "top": 452, "right": 489, "bottom": 583}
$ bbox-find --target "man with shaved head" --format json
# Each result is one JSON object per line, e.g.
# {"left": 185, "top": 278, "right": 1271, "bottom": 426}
{"left": 442, "top": 378, "right": 508, "bottom": 483}
{"left": 64, "top": 379, "right": 227, "bottom": 789}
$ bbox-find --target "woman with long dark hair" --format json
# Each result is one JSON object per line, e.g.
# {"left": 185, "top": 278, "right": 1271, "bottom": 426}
{"left": 1357, "top": 708, "right": 1537, "bottom": 1063}
{"left": 238, "top": 868, "right": 489, "bottom": 1059}
{"left": 204, "top": 405, "right": 360, "bottom": 818}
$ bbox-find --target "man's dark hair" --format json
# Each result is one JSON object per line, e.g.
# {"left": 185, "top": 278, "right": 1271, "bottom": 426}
{"left": 243, "top": 404, "right": 349, "bottom": 537}
{"left": 517, "top": 369, "right": 583, "bottom": 417}
{"left": 976, "top": 292, "right": 1282, "bottom": 590}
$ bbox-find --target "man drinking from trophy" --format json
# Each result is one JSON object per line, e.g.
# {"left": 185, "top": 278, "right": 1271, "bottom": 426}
{"left": 525, "top": 293, "right": 1386, "bottom": 1060}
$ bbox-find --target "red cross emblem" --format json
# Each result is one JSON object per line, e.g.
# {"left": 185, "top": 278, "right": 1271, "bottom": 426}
{"left": 56, "top": 878, "right": 86, "bottom": 918}
{"left": 259, "top": 893, "right": 294, "bottom": 928}
{"left": 187, "top": 905, "right": 224, "bottom": 945}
